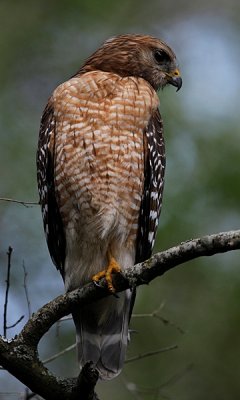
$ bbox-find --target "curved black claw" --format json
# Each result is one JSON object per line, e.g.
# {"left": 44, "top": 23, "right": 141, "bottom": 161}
{"left": 93, "top": 280, "right": 104, "bottom": 289}
{"left": 93, "top": 280, "right": 119, "bottom": 298}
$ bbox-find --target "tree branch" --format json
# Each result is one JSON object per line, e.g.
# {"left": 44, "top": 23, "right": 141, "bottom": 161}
{"left": 0, "top": 197, "right": 39, "bottom": 207}
{"left": 3, "top": 246, "right": 13, "bottom": 337}
{"left": 0, "top": 229, "right": 239, "bottom": 399}
{"left": 125, "top": 345, "right": 178, "bottom": 364}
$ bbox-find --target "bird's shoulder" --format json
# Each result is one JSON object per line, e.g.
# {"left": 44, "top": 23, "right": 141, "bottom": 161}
{"left": 51, "top": 70, "right": 159, "bottom": 111}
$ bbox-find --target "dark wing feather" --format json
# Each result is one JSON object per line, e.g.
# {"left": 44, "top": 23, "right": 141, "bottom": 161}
{"left": 136, "top": 109, "right": 165, "bottom": 263}
{"left": 36, "top": 103, "right": 66, "bottom": 275}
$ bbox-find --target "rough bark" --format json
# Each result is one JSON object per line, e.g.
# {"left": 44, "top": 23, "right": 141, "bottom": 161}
{"left": 0, "top": 230, "right": 240, "bottom": 399}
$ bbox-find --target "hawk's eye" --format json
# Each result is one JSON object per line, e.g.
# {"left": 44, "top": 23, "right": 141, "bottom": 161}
{"left": 154, "top": 50, "right": 171, "bottom": 64}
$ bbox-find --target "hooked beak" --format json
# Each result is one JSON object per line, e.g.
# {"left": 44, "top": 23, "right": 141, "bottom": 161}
{"left": 167, "top": 69, "right": 182, "bottom": 92}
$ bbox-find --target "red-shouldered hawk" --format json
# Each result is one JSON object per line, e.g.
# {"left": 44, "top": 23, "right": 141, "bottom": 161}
{"left": 37, "top": 34, "right": 182, "bottom": 380}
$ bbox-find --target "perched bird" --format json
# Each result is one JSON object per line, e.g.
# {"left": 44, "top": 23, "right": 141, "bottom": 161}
{"left": 37, "top": 34, "right": 182, "bottom": 380}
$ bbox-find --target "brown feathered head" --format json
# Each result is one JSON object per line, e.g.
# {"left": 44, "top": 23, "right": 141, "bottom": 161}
{"left": 80, "top": 34, "right": 182, "bottom": 91}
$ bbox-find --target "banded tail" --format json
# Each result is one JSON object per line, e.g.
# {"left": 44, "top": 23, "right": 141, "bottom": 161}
{"left": 72, "top": 289, "right": 133, "bottom": 380}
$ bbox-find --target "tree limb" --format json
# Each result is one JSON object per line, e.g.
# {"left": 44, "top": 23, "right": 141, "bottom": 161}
{"left": 0, "top": 229, "right": 240, "bottom": 399}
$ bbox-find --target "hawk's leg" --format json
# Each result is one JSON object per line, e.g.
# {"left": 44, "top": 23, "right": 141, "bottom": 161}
{"left": 92, "top": 252, "right": 121, "bottom": 293}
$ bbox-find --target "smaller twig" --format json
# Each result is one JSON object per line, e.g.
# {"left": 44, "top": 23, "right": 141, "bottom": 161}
{"left": 43, "top": 343, "right": 76, "bottom": 365}
{"left": 132, "top": 303, "right": 185, "bottom": 334}
{"left": 154, "top": 315, "right": 185, "bottom": 334}
{"left": 3, "top": 246, "right": 13, "bottom": 337}
{"left": 158, "top": 363, "right": 194, "bottom": 389}
{"left": 125, "top": 344, "right": 178, "bottom": 364}
{"left": 22, "top": 261, "right": 32, "bottom": 318}
{"left": 131, "top": 302, "right": 164, "bottom": 318}
{"left": 0, "top": 197, "right": 39, "bottom": 208}
{"left": 7, "top": 315, "right": 24, "bottom": 329}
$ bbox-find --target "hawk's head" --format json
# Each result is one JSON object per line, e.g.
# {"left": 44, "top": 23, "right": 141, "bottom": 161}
{"left": 81, "top": 34, "right": 182, "bottom": 92}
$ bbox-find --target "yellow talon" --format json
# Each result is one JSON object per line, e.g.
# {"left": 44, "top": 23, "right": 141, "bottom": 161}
{"left": 92, "top": 253, "right": 121, "bottom": 292}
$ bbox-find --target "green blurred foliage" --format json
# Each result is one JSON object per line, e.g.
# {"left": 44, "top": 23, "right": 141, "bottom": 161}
{"left": 1, "top": 1, "right": 240, "bottom": 399}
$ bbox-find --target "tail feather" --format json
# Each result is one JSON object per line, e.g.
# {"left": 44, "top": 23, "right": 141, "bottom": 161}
{"left": 72, "top": 289, "right": 133, "bottom": 380}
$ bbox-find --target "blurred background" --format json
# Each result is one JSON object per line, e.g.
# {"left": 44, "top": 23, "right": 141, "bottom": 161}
{"left": 1, "top": 0, "right": 240, "bottom": 399}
